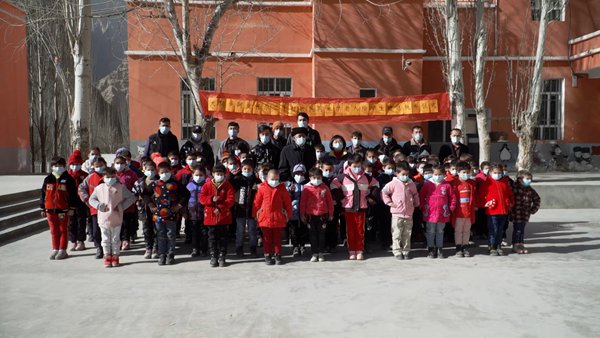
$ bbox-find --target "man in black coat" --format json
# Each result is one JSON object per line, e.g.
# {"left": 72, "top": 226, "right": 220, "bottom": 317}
{"left": 439, "top": 128, "right": 470, "bottom": 162}
{"left": 179, "top": 125, "right": 215, "bottom": 170}
{"left": 374, "top": 126, "right": 401, "bottom": 158}
{"left": 401, "top": 125, "right": 432, "bottom": 158}
{"left": 217, "top": 121, "right": 250, "bottom": 161}
{"left": 278, "top": 127, "right": 316, "bottom": 182}
{"left": 250, "top": 124, "right": 281, "bottom": 166}
{"left": 286, "top": 112, "right": 322, "bottom": 148}
{"left": 144, "top": 117, "right": 180, "bottom": 158}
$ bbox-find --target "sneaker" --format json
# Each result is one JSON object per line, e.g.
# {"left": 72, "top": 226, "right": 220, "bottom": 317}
{"left": 512, "top": 245, "right": 523, "bottom": 254}
{"left": 455, "top": 250, "right": 464, "bottom": 258}
{"left": 310, "top": 255, "right": 318, "bottom": 262}
{"left": 318, "top": 254, "right": 325, "bottom": 262}
{"left": 111, "top": 256, "right": 120, "bottom": 267}
{"left": 76, "top": 241, "right": 86, "bottom": 251}
{"left": 158, "top": 255, "right": 166, "bottom": 266}
{"left": 236, "top": 247, "right": 244, "bottom": 257}
{"left": 395, "top": 254, "right": 403, "bottom": 260}
{"left": 490, "top": 249, "right": 499, "bottom": 256}
{"left": 437, "top": 248, "right": 444, "bottom": 259}
{"left": 210, "top": 256, "right": 218, "bottom": 267}
{"left": 274, "top": 254, "right": 282, "bottom": 265}
{"left": 218, "top": 255, "right": 226, "bottom": 267}
{"left": 95, "top": 247, "right": 104, "bottom": 259}
{"left": 152, "top": 249, "right": 159, "bottom": 259}
{"left": 501, "top": 239, "right": 508, "bottom": 247}
{"left": 265, "top": 255, "right": 274, "bottom": 265}
{"left": 521, "top": 244, "right": 529, "bottom": 254}
{"left": 190, "top": 249, "right": 200, "bottom": 258}
{"left": 55, "top": 250, "right": 68, "bottom": 260}
{"left": 497, "top": 248, "right": 504, "bottom": 256}
{"left": 349, "top": 251, "right": 357, "bottom": 260}
{"left": 143, "top": 249, "right": 152, "bottom": 259}
{"left": 427, "top": 248, "right": 436, "bottom": 259}
{"left": 70, "top": 243, "right": 78, "bottom": 252}
{"left": 463, "top": 249, "right": 471, "bottom": 257}
{"left": 402, "top": 252, "right": 411, "bottom": 260}
{"left": 292, "top": 247, "right": 300, "bottom": 257}
{"left": 356, "top": 252, "right": 364, "bottom": 260}
{"left": 166, "top": 255, "right": 175, "bottom": 265}
{"left": 49, "top": 250, "right": 58, "bottom": 260}
{"left": 104, "top": 256, "right": 112, "bottom": 267}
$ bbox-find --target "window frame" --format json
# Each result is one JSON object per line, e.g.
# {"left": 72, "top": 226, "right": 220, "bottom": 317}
{"left": 180, "top": 77, "right": 216, "bottom": 140}
{"left": 535, "top": 78, "right": 564, "bottom": 141}
{"left": 257, "top": 77, "right": 293, "bottom": 97}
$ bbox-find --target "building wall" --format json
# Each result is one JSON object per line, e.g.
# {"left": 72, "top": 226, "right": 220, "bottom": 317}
{"left": 0, "top": 2, "right": 30, "bottom": 173}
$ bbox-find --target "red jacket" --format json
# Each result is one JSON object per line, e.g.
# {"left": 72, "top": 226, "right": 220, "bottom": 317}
{"left": 474, "top": 172, "right": 488, "bottom": 207}
{"left": 480, "top": 176, "right": 515, "bottom": 216}
{"left": 175, "top": 166, "right": 193, "bottom": 185}
{"left": 78, "top": 172, "right": 104, "bottom": 215}
{"left": 300, "top": 182, "right": 334, "bottom": 217}
{"left": 40, "top": 172, "right": 78, "bottom": 213}
{"left": 199, "top": 180, "right": 235, "bottom": 226}
{"left": 451, "top": 179, "right": 477, "bottom": 225}
{"left": 253, "top": 182, "right": 293, "bottom": 228}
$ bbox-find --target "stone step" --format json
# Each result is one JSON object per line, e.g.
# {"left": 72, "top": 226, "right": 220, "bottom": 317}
{"left": 0, "top": 190, "right": 38, "bottom": 205}
{"left": 0, "top": 209, "right": 44, "bottom": 232}
{"left": 0, "top": 218, "right": 47, "bottom": 246}
{"left": 0, "top": 199, "right": 39, "bottom": 218}
{"left": 536, "top": 184, "right": 600, "bottom": 209}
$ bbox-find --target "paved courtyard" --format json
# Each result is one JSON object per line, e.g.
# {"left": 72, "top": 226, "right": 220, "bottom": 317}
{"left": 1, "top": 209, "right": 599, "bottom": 338}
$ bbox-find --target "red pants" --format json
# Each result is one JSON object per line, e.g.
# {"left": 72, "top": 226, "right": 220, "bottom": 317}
{"left": 48, "top": 213, "right": 69, "bottom": 250}
{"left": 261, "top": 227, "right": 283, "bottom": 255}
{"left": 345, "top": 211, "right": 365, "bottom": 252}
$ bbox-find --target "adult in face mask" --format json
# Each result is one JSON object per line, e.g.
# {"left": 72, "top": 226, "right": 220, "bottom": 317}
{"left": 179, "top": 125, "right": 215, "bottom": 171}
{"left": 439, "top": 128, "right": 470, "bottom": 164}
{"left": 250, "top": 124, "right": 281, "bottom": 166}
{"left": 217, "top": 121, "right": 250, "bottom": 163}
{"left": 346, "top": 130, "right": 367, "bottom": 159}
{"left": 278, "top": 127, "right": 316, "bottom": 182}
{"left": 271, "top": 121, "right": 287, "bottom": 150}
{"left": 402, "top": 125, "right": 432, "bottom": 159}
{"left": 286, "top": 112, "right": 322, "bottom": 148}
{"left": 374, "top": 125, "right": 401, "bottom": 158}
{"left": 326, "top": 135, "right": 349, "bottom": 176}
{"left": 144, "top": 117, "right": 180, "bottom": 159}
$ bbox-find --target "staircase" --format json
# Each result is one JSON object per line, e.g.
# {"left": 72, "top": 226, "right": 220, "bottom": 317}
{"left": 0, "top": 190, "right": 47, "bottom": 245}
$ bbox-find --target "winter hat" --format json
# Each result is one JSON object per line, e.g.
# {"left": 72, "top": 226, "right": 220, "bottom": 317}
{"left": 151, "top": 152, "right": 167, "bottom": 167}
{"left": 291, "top": 127, "right": 308, "bottom": 137}
{"left": 272, "top": 121, "right": 284, "bottom": 130}
{"left": 292, "top": 163, "right": 306, "bottom": 174}
{"left": 68, "top": 150, "right": 83, "bottom": 165}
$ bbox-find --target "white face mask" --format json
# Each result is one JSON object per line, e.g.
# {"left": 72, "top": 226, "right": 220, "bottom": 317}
{"left": 298, "top": 120, "right": 307, "bottom": 128}
{"left": 417, "top": 168, "right": 424, "bottom": 175}
{"left": 332, "top": 142, "right": 343, "bottom": 151}
{"left": 351, "top": 166, "right": 362, "bottom": 175}
{"left": 367, "top": 157, "right": 376, "bottom": 164}
{"left": 259, "top": 173, "right": 268, "bottom": 182}
{"left": 159, "top": 126, "right": 170, "bottom": 135}
{"left": 483, "top": 168, "right": 490, "bottom": 176}
{"left": 214, "top": 174, "right": 224, "bottom": 183}
{"left": 352, "top": 138, "right": 360, "bottom": 147}
{"left": 89, "top": 154, "right": 98, "bottom": 161}
{"left": 378, "top": 155, "right": 387, "bottom": 162}
{"left": 228, "top": 129, "right": 238, "bottom": 138}
{"left": 193, "top": 175, "right": 205, "bottom": 184}
{"left": 94, "top": 166, "right": 105, "bottom": 174}
{"left": 294, "top": 175, "right": 304, "bottom": 184}
{"left": 170, "top": 159, "right": 178, "bottom": 166}
{"left": 114, "top": 163, "right": 126, "bottom": 172}
{"left": 242, "top": 171, "right": 253, "bottom": 178}
{"left": 259, "top": 135, "right": 270, "bottom": 144}
{"left": 274, "top": 129, "right": 282, "bottom": 138}
{"left": 382, "top": 136, "right": 390, "bottom": 144}
{"left": 311, "top": 179, "right": 322, "bottom": 186}
{"left": 459, "top": 173, "right": 469, "bottom": 181}
{"left": 268, "top": 179, "right": 279, "bottom": 187}
{"left": 191, "top": 132, "right": 201, "bottom": 141}
{"left": 234, "top": 149, "right": 242, "bottom": 157}
{"left": 432, "top": 175, "right": 444, "bottom": 183}
{"left": 492, "top": 173, "right": 502, "bottom": 181}
{"left": 69, "top": 164, "right": 81, "bottom": 171}
{"left": 451, "top": 135, "right": 460, "bottom": 144}
{"left": 144, "top": 170, "right": 155, "bottom": 178}
{"left": 186, "top": 159, "right": 197, "bottom": 167}
{"left": 322, "top": 170, "right": 331, "bottom": 178}
{"left": 316, "top": 151, "right": 324, "bottom": 159}
{"left": 228, "top": 164, "right": 236, "bottom": 171}
{"left": 295, "top": 137, "right": 306, "bottom": 147}
{"left": 384, "top": 168, "right": 394, "bottom": 176}
{"left": 450, "top": 169, "right": 457, "bottom": 176}
{"left": 104, "top": 177, "right": 117, "bottom": 186}
{"left": 413, "top": 133, "right": 423, "bottom": 142}
{"left": 159, "top": 172, "right": 171, "bottom": 181}
{"left": 52, "top": 166, "right": 66, "bottom": 176}
{"left": 397, "top": 175, "right": 409, "bottom": 182}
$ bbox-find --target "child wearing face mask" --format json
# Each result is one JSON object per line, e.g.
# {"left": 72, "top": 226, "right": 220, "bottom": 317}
{"left": 147, "top": 162, "right": 190, "bottom": 266}
{"left": 288, "top": 164, "right": 308, "bottom": 257}
{"left": 186, "top": 165, "right": 208, "bottom": 257}
{"left": 315, "top": 144, "right": 326, "bottom": 167}
{"left": 89, "top": 167, "right": 136, "bottom": 267}
{"left": 41, "top": 157, "right": 78, "bottom": 260}
{"left": 67, "top": 150, "right": 89, "bottom": 251}
{"left": 480, "top": 164, "right": 514, "bottom": 256}
{"left": 381, "top": 162, "right": 420, "bottom": 260}
{"left": 176, "top": 152, "right": 199, "bottom": 245}
{"left": 330, "top": 155, "right": 380, "bottom": 260}
{"left": 229, "top": 159, "right": 260, "bottom": 257}
{"left": 419, "top": 165, "right": 457, "bottom": 259}
{"left": 82, "top": 146, "right": 101, "bottom": 174}
{"left": 347, "top": 131, "right": 367, "bottom": 158}
{"left": 473, "top": 161, "right": 491, "bottom": 239}
{"left": 253, "top": 170, "right": 293, "bottom": 265}
{"left": 326, "top": 135, "right": 349, "bottom": 176}
{"left": 199, "top": 164, "right": 235, "bottom": 267}
{"left": 167, "top": 151, "right": 183, "bottom": 175}
{"left": 300, "top": 168, "right": 334, "bottom": 262}
{"left": 132, "top": 161, "right": 159, "bottom": 259}
{"left": 113, "top": 155, "right": 139, "bottom": 250}
{"left": 510, "top": 170, "right": 540, "bottom": 254}
{"left": 78, "top": 157, "right": 109, "bottom": 259}
{"left": 365, "top": 149, "right": 383, "bottom": 177}
{"left": 450, "top": 161, "right": 477, "bottom": 257}
{"left": 321, "top": 161, "right": 342, "bottom": 252}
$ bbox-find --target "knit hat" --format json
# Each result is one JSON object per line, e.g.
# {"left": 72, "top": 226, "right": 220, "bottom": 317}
{"left": 291, "top": 127, "right": 308, "bottom": 137}
{"left": 292, "top": 163, "right": 306, "bottom": 174}
{"left": 151, "top": 152, "right": 167, "bottom": 167}
{"left": 272, "top": 121, "right": 284, "bottom": 129}
{"left": 68, "top": 150, "right": 83, "bottom": 165}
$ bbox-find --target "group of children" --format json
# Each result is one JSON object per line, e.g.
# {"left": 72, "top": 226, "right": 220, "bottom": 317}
{"left": 40, "top": 128, "right": 541, "bottom": 268}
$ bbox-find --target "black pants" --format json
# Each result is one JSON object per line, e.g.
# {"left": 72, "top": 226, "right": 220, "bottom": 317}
{"left": 325, "top": 217, "right": 338, "bottom": 249}
{"left": 308, "top": 215, "right": 327, "bottom": 255}
{"left": 191, "top": 219, "right": 208, "bottom": 253}
{"left": 376, "top": 203, "right": 392, "bottom": 248}
{"left": 142, "top": 212, "right": 156, "bottom": 250}
{"left": 410, "top": 208, "right": 426, "bottom": 244}
{"left": 120, "top": 212, "right": 137, "bottom": 242}
{"left": 91, "top": 214, "right": 101, "bottom": 248}
{"left": 208, "top": 225, "right": 228, "bottom": 257}
{"left": 69, "top": 205, "right": 88, "bottom": 243}
{"left": 289, "top": 219, "right": 308, "bottom": 247}
{"left": 474, "top": 208, "right": 488, "bottom": 238}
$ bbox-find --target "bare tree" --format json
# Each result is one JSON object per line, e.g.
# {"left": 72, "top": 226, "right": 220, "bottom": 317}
{"left": 473, "top": 0, "right": 491, "bottom": 162}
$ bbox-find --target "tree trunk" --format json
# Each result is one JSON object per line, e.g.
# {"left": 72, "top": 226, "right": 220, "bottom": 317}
{"left": 474, "top": 0, "right": 491, "bottom": 163}
{"left": 446, "top": 0, "right": 466, "bottom": 130}
{"left": 516, "top": 0, "right": 550, "bottom": 171}
{"left": 69, "top": 0, "right": 91, "bottom": 153}
{"left": 36, "top": 39, "right": 47, "bottom": 172}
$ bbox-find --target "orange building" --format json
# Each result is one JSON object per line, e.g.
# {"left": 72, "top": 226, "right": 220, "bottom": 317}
{"left": 126, "top": 0, "right": 600, "bottom": 163}
{"left": 0, "top": 1, "right": 30, "bottom": 173}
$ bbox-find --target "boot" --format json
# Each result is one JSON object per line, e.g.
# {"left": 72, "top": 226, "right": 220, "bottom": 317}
{"left": 250, "top": 246, "right": 258, "bottom": 258}
{"left": 104, "top": 255, "right": 112, "bottom": 268}
{"left": 49, "top": 250, "right": 58, "bottom": 260}
{"left": 55, "top": 250, "right": 68, "bottom": 260}
{"left": 158, "top": 254, "right": 166, "bottom": 266}
{"left": 166, "top": 254, "right": 175, "bottom": 265}
{"left": 95, "top": 247, "right": 104, "bottom": 259}
{"left": 274, "top": 254, "right": 282, "bottom": 265}
{"left": 236, "top": 246, "right": 244, "bottom": 257}
{"left": 218, "top": 254, "right": 226, "bottom": 267}
{"left": 462, "top": 247, "right": 471, "bottom": 257}
{"left": 427, "top": 247, "right": 435, "bottom": 259}
{"left": 111, "top": 256, "right": 120, "bottom": 267}
{"left": 264, "top": 255, "right": 274, "bottom": 265}
{"left": 455, "top": 245, "right": 464, "bottom": 257}
{"left": 437, "top": 248, "right": 444, "bottom": 259}
{"left": 210, "top": 254, "right": 218, "bottom": 267}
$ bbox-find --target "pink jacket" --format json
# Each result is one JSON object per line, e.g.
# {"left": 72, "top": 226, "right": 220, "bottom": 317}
{"left": 330, "top": 166, "right": 379, "bottom": 212}
{"left": 300, "top": 182, "right": 334, "bottom": 216}
{"left": 419, "top": 180, "right": 457, "bottom": 223}
{"left": 89, "top": 182, "right": 136, "bottom": 229}
{"left": 381, "top": 178, "right": 420, "bottom": 218}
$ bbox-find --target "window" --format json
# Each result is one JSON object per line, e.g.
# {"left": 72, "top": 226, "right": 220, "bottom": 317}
{"left": 256, "top": 122, "right": 293, "bottom": 139}
{"left": 531, "top": 0, "right": 564, "bottom": 21}
{"left": 181, "top": 78, "right": 216, "bottom": 140}
{"left": 359, "top": 88, "right": 377, "bottom": 98}
{"left": 257, "top": 78, "right": 292, "bottom": 96}
{"left": 535, "top": 79, "right": 563, "bottom": 141}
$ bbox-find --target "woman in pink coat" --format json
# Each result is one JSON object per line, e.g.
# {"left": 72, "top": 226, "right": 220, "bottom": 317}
{"left": 419, "top": 165, "right": 457, "bottom": 259}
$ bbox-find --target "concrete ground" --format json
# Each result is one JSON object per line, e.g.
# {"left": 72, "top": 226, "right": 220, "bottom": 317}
{"left": 1, "top": 209, "right": 599, "bottom": 338}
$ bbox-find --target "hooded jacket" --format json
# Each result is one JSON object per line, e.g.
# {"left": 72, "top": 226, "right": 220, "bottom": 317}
{"left": 253, "top": 181, "right": 293, "bottom": 228}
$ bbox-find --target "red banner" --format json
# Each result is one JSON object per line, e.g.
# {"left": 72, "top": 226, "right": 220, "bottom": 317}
{"left": 200, "top": 91, "right": 450, "bottom": 123}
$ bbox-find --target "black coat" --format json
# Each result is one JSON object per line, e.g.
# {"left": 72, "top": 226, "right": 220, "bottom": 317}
{"left": 439, "top": 143, "right": 470, "bottom": 162}
{"left": 401, "top": 139, "right": 432, "bottom": 158}
{"left": 278, "top": 143, "right": 316, "bottom": 182}
{"left": 179, "top": 139, "right": 215, "bottom": 170}
{"left": 250, "top": 141, "right": 281, "bottom": 167}
{"left": 228, "top": 173, "right": 259, "bottom": 218}
{"left": 144, "top": 131, "right": 179, "bottom": 158}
